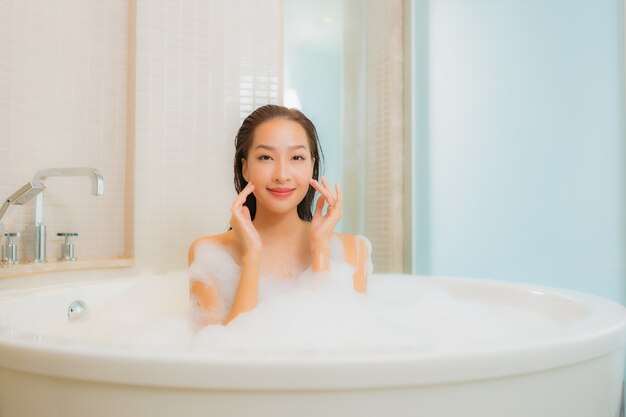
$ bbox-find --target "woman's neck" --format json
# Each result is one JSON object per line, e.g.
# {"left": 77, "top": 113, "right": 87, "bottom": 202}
{"left": 252, "top": 208, "right": 309, "bottom": 244}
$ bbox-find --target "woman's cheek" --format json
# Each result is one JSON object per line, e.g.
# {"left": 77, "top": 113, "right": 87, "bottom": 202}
{"left": 250, "top": 165, "right": 269, "bottom": 182}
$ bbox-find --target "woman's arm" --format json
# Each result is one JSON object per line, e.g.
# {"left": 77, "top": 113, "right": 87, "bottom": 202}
{"left": 311, "top": 241, "right": 330, "bottom": 272}
{"left": 188, "top": 241, "right": 221, "bottom": 325}
{"left": 188, "top": 240, "right": 261, "bottom": 325}
{"left": 224, "top": 181, "right": 263, "bottom": 324}
{"left": 188, "top": 232, "right": 260, "bottom": 325}
{"left": 335, "top": 234, "right": 368, "bottom": 294}
{"left": 224, "top": 253, "right": 260, "bottom": 324}
{"left": 309, "top": 176, "right": 342, "bottom": 272}
{"left": 352, "top": 237, "right": 368, "bottom": 294}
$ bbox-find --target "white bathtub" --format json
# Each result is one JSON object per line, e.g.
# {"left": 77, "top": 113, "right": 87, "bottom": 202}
{"left": 0, "top": 269, "right": 624, "bottom": 417}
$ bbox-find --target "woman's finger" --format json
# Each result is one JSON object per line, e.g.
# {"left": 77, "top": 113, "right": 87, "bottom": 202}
{"left": 241, "top": 182, "right": 255, "bottom": 200}
{"left": 320, "top": 176, "right": 332, "bottom": 194}
{"left": 232, "top": 182, "right": 254, "bottom": 211}
{"left": 309, "top": 177, "right": 322, "bottom": 191}
{"left": 335, "top": 183, "right": 342, "bottom": 211}
{"left": 320, "top": 176, "right": 336, "bottom": 206}
{"left": 313, "top": 193, "right": 326, "bottom": 216}
{"left": 241, "top": 205, "right": 251, "bottom": 222}
{"left": 309, "top": 178, "right": 327, "bottom": 200}
{"left": 311, "top": 177, "right": 335, "bottom": 207}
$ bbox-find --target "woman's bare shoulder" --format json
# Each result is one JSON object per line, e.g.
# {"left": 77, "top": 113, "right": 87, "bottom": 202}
{"left": 191, "top": 232, "right": 233, "bottom": 246}
{"left": 333, "top": 233, "right": 362, "bottom": 246}
{"left": 334, "top": 233, "right": 368, "bottom": 259}
{"left": 188, "top": 231, "right": 237, "bottom": 264}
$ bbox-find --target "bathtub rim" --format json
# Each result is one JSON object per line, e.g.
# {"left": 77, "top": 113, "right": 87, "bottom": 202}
{"left": 0, "top": 273, "right": 624, "bottom": 390}
{"left": 0, "top": 329, "right": 623, "bottom": 391}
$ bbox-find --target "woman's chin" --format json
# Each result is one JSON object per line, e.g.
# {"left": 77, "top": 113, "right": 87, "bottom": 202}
{"left": 255, "top": 190, "right": 307, "bottom": 214}
{"left": 259, "top": 201, "right": 300, "bottom": 216}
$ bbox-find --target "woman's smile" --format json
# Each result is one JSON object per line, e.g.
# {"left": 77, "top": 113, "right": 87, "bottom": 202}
{"left": 268, "top": 187, "right": 296, "bottom": 198}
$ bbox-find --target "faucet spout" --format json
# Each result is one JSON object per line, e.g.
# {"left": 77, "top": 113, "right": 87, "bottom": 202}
{"left": 33, "top": 167, "right": 104, "bottom": 196}
{"left": 0, "top": 180, "right": 46, "bottom": 222}
{"left": 0, "top": 181, "right": 46, "bottom": 239}
{"left": 30, "top": 167, "right": 104, "bottom": 263}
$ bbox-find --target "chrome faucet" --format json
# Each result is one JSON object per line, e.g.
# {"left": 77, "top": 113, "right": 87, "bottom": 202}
{"left": 31, "top": 168, "right": 104, "bottom": 263}
{"left": 0, "top": 180, "right": 46, "bottom": 265}
{"left": 0, "top": 180, "right": 46, "bottom": 222}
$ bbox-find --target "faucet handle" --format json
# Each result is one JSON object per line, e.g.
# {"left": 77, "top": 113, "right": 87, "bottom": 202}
{"left": 57, "top": 232, "right": 79, "bottom": 261}
{"left": 2, "top": 232, "right": 20, "bottom": 265}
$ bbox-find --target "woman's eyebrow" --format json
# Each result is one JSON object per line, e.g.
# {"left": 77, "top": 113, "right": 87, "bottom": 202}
{"left": 254, "top": 144, "right": 307, "bottom": 151}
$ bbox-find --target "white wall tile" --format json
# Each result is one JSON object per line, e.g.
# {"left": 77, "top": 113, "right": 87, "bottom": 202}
{"left": 1, "top": 0, "right": 283, "bottom": 272}
{"left": 134, "top": 0, "right": 281, "bottom": 272}
{"left": 0, "top": 0, "right": 128, "bottom": 262}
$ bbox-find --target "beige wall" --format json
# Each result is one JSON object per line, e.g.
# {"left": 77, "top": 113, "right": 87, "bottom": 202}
{"left": 133, "top": 0, "right": 281, "bottom": 273}
{"left": 0, "top": 0, "right": 129, "bottom": 262}
{"left": 0, "top": 0, "right": 281, "bottom": 273}
{"left": 1, "top": 0, "right": 404, "bottom": 275}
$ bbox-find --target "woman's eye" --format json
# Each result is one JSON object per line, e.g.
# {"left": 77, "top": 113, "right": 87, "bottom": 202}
{"left": 258, "top": 155, "right": 271, "bottom": 161}
{"left": 293, "top": 155, "right": 306, "bottom": 161}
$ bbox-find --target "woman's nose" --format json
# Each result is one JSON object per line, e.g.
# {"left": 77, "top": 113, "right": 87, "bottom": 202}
{"left": 273, "top": 159, "right": 290, "bottom": 183}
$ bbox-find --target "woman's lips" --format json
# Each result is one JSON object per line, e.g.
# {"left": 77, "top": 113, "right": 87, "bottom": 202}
{"left": 268, "top": 188, "right": 295, "bottom": 198}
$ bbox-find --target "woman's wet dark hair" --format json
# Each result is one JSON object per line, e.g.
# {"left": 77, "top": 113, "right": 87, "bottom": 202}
{"left": 233, "top": 104, "right": 324, "bottom": 223}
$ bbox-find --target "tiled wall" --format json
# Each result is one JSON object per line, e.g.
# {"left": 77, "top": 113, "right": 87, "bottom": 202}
{"left": 0, "top": 0, "right": 282, "bottom": 272}
{"left": 0, "top": 0, "right": 405, "bottom": 275}
{"left": 343, "top": 0, "right": 405, "bottom": 273}
{"left": 0, "top": 0, "right": 129, "bottom": 262}
{"left": 133, "top": 0, "right": 281, "bottom": 272}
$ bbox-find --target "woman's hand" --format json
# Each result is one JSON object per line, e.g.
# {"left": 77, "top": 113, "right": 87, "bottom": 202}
{"left": 309, "top": 176, "right": 342, "bottom": 245}
{"left": 229, "top": 182, "right": 262, "bottom": 257}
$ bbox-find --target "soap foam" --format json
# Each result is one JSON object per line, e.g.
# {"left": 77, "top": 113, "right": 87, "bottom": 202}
{"left": 55, "top": 270, "right": 195, "bottom": 350}
{"left": 46, "top": 266, "right": 561, "bottom": 357}
{"left": 34, "top": 236, "right": 560, "bottom": 355}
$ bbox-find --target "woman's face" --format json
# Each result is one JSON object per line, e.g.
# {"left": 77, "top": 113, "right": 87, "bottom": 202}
{"left": 242, "top": 118, "right": 315, "bottom": 216}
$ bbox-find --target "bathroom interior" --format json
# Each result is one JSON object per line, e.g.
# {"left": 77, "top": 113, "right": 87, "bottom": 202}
{"left": 0, "top": 0, "right": 625, "bottom": 416}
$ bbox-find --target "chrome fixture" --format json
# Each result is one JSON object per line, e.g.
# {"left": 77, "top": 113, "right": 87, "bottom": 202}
{"left": 2, "top": 232, "right": 20, "bottom": 265}
{"left": 67, "top": 300, "right": 88, "bottom": 321}
{"left": 58, "top": 232, "right": 78, "bottom": 261}
{"left": 0, "top": 181, "right": 45, "bottom": 266}
{"left": 0, "top": 180, "right": 46, "bottom": 222}
{"left": 32, "top": 168, "right": 104, "bottom": 263}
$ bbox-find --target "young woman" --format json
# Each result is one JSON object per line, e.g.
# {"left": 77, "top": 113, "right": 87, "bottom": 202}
{"left": 188, "top": 105, "right": 371, "bottom": 326}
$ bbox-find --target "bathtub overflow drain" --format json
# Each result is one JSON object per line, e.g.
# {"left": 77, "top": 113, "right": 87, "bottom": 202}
{"left": 68, "top": 300, "right": 88, "bottom": 322}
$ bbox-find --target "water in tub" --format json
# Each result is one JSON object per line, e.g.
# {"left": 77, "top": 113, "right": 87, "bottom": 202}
{"left": 13, "top": 235, "right": 561, "bottom": 355}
